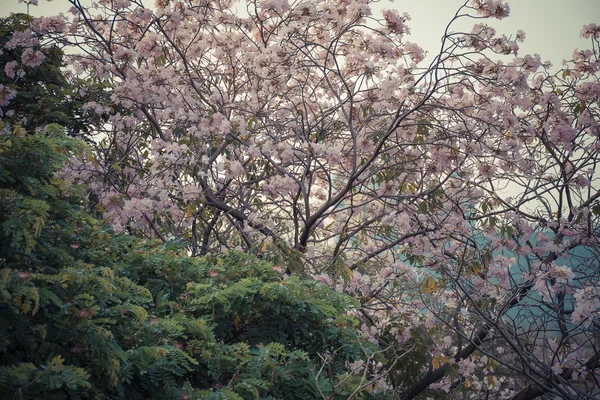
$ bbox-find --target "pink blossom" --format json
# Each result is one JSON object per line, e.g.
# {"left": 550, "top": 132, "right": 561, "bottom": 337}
{"left": 113, "top": 47, "right": 136, "bottom": 63}
{"left": 21, "top": 48, "right": 45, "bottom": 68}
{"left": 403, "top": 42, "right": 425, "bottom": 64}
{"left": 325, "top": 147, "right": 342, "bottom": 164}
{"left": 136, "top": 33, "right": 161, "bottom": 54}
{"left": 279, "top": 147, "right": 294, "bottom": 163}
{"left": 572, "top": 287, "right": 600, "bottom": 327}
{"left": 383, "top": 10, "right": 407, "bottom": 35}
{"left": 346, "top": 0, "right": 371, "bottom": 19}
{"left": 581, "top": 23, "right": 600, "bottom": 39}
{"left": 260, "top": 0, "right": 291, "bottom": 13}
{"left": 574, "top": 174, "right": 591, "bottom": 188}
{"left": 5, "top": 30, "right": 39, "bottom": 49}
{"left": 430, "top": 377, "right": 452, "bottom": 392}
{"left": 458, "top": 358, "right": 476, "bottom": 376}
{"left": 548, "top": 264, "right": 575, "bottom": 284}
{"left": 247, "top": 145, "right": 261, "bottom": 158}
{"left": 471, "top": 0, "right": 510, "bottom": 19}
{"left": 209, "top": 270, "right": 219, "bottom": 277}
{"left": 17, "top": 271, "right": 30, "bottom": 279}
{"left": 442, "top": 336, "right": 452, "bottom": 349}
{"left": 4, "top": 61, "right": 18, "bottom": 79}
{"left": 78, "top": 309, "right": 92, "bottom": 318}
{"left": 70, "top": 345, "right": 84, "bottom": 354}
{"left": 476, "top": 162, "right": 496, "bottom": 180}
{"left": 551, "top": 363, "right": 563, "bottom": 375}
{"left": 261, "top": 175, "right": 298, "bottom": 196}
{"left": 113, "top": 0, "right": 131, "bottom": 9}
{"left": 0, "top": 84, "right": 17, "bottom": 107}
{"left": 313, "top": 273, "right": 333, "bottom": 286}
{"left": 227, "top": 160, "right": 244, "bottom": 179}
{"left": 576, "top": 82, "right": 600, "bottom": 101}
{"left": 35, "top": 16, "right": 67, "bottom": 34}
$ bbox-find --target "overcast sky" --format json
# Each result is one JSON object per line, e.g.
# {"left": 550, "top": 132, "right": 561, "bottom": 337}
{"left": 2, "top": 0, "right": 599, "bottom": 67}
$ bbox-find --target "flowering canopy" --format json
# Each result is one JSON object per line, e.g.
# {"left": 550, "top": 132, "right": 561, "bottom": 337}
{"left": 2, "top": 0, "right": 600, "bottom": 398}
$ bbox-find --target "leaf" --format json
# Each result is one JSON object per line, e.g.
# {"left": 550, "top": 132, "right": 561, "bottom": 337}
{"left": 408, "top": 182, "right": 417, "bottom": 194}
{"left": 421, "top": 276, "right": 438, "bottom": 294}
{"left": 482, "top": 250, "right": 492, "bottom": 270}
{"left": 85, "top": 152, "right": 99, "bottom": 168}
{"left": 39, "top": 288, "right": 62, "bottom": 307}
{"left": 574, "top": 102, "right": 586, "bottom": 115}
{"left": 505, "top": 226, "right": 515, "bottom": 240}
{"left": 94, "top": 317, "right": 117, "bottom": 325}
{"left": 47, "top": 355, "right": 64, "bottom": 373}
{"left": 342, "top": 265, "right": 353, "bottom": 279}
{"left": 246, "top": 116, "right": 258, "bottom": 130}
{"left": 471, "top": 262, "right": 481, "bottom": 276}
{"left": 184, "top": 203, "right": 193, "bottom": 221}
{"left": 445, "top": 364, "right": 458, "bottom": 378}
{"left": 155, "top": 55, "right": 167, "bottom": 67}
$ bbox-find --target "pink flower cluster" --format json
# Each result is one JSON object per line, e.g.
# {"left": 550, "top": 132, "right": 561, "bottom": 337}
{"left": 0, "top": 85, "right": 17, "bottom": 107}
{"left": 21, "top": 48, "right": 45, "bottom": 68}
{"left": 34, "top": 15, "right": 67, "bottom": 34}
{"left": 581, "top": 23, "right": 600, "bottom": 39}
{"left": 382, "top": 9, "right": 408, "bottom": 35}
{"left": 4, "top": 30, "right": 39, "bottom": 49}
{"left": 471, "top": 0, "right": 510, "bottom": 19}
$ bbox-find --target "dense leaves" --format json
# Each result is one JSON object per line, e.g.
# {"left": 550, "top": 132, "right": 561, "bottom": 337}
{"left": 0, "top": 130, "right": 386, "bottom": 399}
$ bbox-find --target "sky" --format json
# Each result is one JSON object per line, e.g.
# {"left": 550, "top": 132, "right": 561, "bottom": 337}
{"left": 2, "top": 0, "right": 599, "bottom": 67}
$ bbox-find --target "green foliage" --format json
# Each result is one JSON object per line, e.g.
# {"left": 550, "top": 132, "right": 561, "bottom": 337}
{"left": 0, "top": 124, "right": 87, "bottom": 257}
{"left": 0, "top": 14, "right": 103, "bottom": 136}
{"left": 0, "top": 130, "right": 389, "bottom": 399}
{"left": 1, "top": 14, "right": 68, "bottom": 130}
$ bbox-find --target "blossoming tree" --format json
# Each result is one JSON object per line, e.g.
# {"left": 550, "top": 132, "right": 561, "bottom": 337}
{"left": 3, "top": 0, "right": 600, "bottom": 398}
